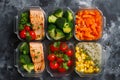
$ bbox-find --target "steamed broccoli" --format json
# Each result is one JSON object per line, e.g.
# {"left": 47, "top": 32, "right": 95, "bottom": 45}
{"left": 65, "top": 32, "right": 73, "bottom": 40}
{"left": 19, "top": 42, "right": 29, "bottom": 55}
{"left": 48, "top": 24, "right": 56, "bottom": 38}
{"left": 23, "top": 63, "right": 34, "bottom": 73}
{"left": 64, "top": 10, "right": 73, "bottom": 22}
{"left": 48, "top": 15, "right": 57, "bottom": 23}
{"left": 20, "top": 12, "right": 29, "bottom": 25}
{"left": 53, "top": 29, "right": 65, "bottom": 40}
{"left": 56, "top": 17, "right": 66, "bottom": 29}
{"left": 63, "top": 22, "right": 72, "bottom": 33}
{"left": 54, "top": 9, "right": 63, "bottom": 18}
{"left": 20, "top": 55, "right": 31, "bottom": 64}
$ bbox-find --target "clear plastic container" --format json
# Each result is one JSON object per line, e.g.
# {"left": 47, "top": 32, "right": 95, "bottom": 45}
{"left": 75, "top": 42, "right": 103, "bottom": 77}
{"left": 46, "top": 41, "right": 75, "bottom": 77}
{"left": 46, "top": 7, "right": 75, "bottom": 41}
{"left": 74, "top": 7, "right": 105, "bottom": 41}
{"left": 14, "top": 6, "right": 46, "bottom": 41}
{"left": 14, "top": 42, "right": 45, "bottom": 77}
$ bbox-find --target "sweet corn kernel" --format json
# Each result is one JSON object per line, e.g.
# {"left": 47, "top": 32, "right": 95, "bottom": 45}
{"left": 88, "top": 69, "right": 94, "bottom": 73}
{"left": 95, "top": 67, "right": 100, "bottom": 72}
{"left": 89, "top": 61, "right": 94, "bottom": 65}
{"left": 75, "top": 46, "right": 79, "bottom": 51}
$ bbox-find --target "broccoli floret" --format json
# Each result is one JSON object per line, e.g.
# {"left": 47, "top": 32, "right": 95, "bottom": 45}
{"left": 54, "top": 9, "right": 63, "bottom": 18}
{"left": 53, "top": 29, "right": 65, "bottom": 40}
{"left": 20, "top": 55, "right": 31, "bottom": 64}
{"left": 19, "top": 42, "right": 29, "bottom": 55}
{"left": 48, "top": 15, "right": 57, "bottom": 23}
{"left": 23, "top": 63, "right": 34, "bottom": 73}
{"left": 63, "top": 22, "right": 72, "bottom": 33}
{"left": 64, "top": 10, "right": 73, "bottom": 22}
{"left": 18, "top": 24, "right": 24, "bottom": 31}
{"left": 65, "top": 32, "right": 73, "bottom": 40}
{"left": 20, "top": 12, "right": 29, "bottom": 25}
{"left": 56, "top": 17, "right": 67, "bottom": 29}
{"left": 48, "top": 24, "right": 56, "bottom": 38}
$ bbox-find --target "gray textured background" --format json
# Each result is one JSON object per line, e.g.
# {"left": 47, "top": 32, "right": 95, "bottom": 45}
{"left": 0, "top": 0, "right": 120, "bottom": 80}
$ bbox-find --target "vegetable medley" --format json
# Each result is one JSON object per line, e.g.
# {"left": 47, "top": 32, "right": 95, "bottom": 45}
{"left": 47, "top": 8, "right": 74, "bottom": 40}
{"left": 75, "top": 9, "right": 103, "bottom": 40}
{"left": 47, "top": 42, "right": 74, "bottom": 73}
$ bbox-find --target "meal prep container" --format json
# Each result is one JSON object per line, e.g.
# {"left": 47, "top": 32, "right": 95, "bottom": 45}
{"left": 46, "top": 41, "right": 75, "bottom": 77}
{"left": 14, "top": 42, "right": 45, "bottom": 77}
{"left": 14, "top": 6, "right": 46, "bottom": 41}
{"left": 75, "top": 42, "right": 103, "bottom": 77}
{"left": 74, "top": 7, "right": 105, "bottom": 41}
{"left": 46, "top": 7, "right": 75, "bottom": 41}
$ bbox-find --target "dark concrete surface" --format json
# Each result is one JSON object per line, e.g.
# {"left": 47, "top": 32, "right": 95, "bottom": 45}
{"left": 0, "top": 0, "right": 120, "bottom": 80}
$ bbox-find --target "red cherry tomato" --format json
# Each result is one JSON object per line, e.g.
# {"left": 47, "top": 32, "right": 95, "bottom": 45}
{"left": 29, "top": 31, "right": 36, "bottom": 40}
{"left": 58, "top": 67, "right": 66, "bottom": 72}
{"left": 65, "top": 49, "right": 73, "bottom": 57}
{"left": 47, "top": 54, "right": 56, "bottom": 61}
{"left": 57, "top": 57, "right": 64, "bottom": 63}
{"left": 67, "top": 60, "right": 73, "bottom": 67}
{"left": 59, "top": 42, "right": 68, "bottom": 52}
{"left": 24, "top": 25, "right": 31, "bottom": 31}
{"left": 19, "top": 30, "right": 26, "bottom": 39}
{"left": 50, "top": 42, "right": 60, "bottom": 52}
{"left": 50, "top": 62, "right": 59, "bottom": 70}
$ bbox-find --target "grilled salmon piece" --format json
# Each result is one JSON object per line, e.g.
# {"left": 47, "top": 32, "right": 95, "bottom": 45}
{"left": 29, "top": 42, "right": 45, "bottom": 72}
{"left": 34, "top": 61, "right": 45, "bottom": 72}
{"left": 30, "top": 9, "right": 45, "bottom": 40}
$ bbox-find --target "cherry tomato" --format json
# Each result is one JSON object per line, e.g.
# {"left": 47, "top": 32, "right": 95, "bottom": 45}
{"left": 67, "top": 60, "right": 73, "bottom": 67}
{"left": 59, "top": 42, "right": 68, "bottom": 52}
{"left": 24, "top": 25, "right": 31, "bottom": 31}
{"left": 19, "top": 30, "right": 26, "bottom": 39}
{"left": 50, "top": 62, "right": 59, "bottom": 70}
{"left": 29, "top": 31, "right": 36, "bottom": 40}
{"left": 50, "top": 42, "right": 60, "bottom": 52}
{"left": 47, "top": 54, "right": 56, "bottom": 61}
{"left": 57, "top": 57, "right": 64, "bottom": 63}
{"left": 58, "top": 67, "right": 66, "bottom": 72}
{"left": 65, "top": 49, "right": 73, "bottom": 57}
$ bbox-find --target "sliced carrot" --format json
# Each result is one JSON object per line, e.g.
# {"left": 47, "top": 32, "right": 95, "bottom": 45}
{"left": 75, "top": 9, "right": 103, "bottom": 40}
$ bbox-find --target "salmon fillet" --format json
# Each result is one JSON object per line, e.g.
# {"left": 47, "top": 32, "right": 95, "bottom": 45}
{"left": 30, "top": 9, "right": 45, "bottom": 40}
{"left": 29, "top": 42, "right": 45, "bottom": 72}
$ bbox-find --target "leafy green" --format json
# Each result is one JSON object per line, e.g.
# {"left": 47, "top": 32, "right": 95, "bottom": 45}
{"left": 63, "top": 63, "right": 69, "bottom": 70}
{"left": 63, "top": 54, "right": 69, "bottom": 61}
